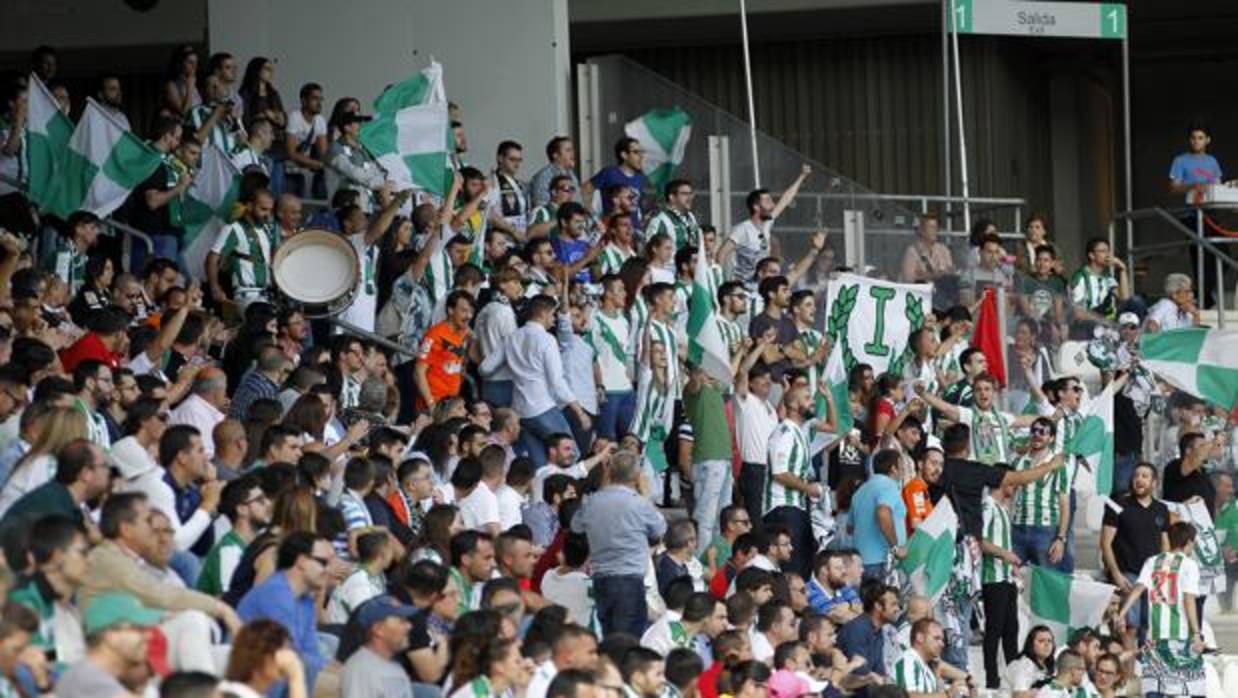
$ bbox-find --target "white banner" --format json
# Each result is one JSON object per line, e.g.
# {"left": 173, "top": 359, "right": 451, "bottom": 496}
{"left": 1163, "top": 498, "right": 1227, "bottom": 596}
{"left": 823, "top": 273, "right": 933, "bottom": 376}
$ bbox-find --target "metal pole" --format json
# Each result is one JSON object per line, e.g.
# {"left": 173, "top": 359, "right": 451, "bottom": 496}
{"left": 949, "top": 0, "right": 971, "bottom": 233}
{"left": 1217, "top": 253, "right": 1226, "bottom": 327}
{"left": 1197, "top": 210, "right": 1205, "bottom": 310}
{"left": 1122, "top": 35, "right": 1134, "bottom": 279}
{"left": 738, "top": 0, "right": 761, "bottom": 189}
{"left": 941, "top": 0, "right": 952, "bottom": 219}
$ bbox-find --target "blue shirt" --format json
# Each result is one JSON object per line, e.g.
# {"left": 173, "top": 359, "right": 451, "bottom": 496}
{"left": 1169, "top": 152, "right": 1222, "bottom": 185}
{"left": 849, "top": 473, "right": 906, "bottom": 565}
{"left": 806, "top": 576, "right": 860, "bottom": 616}
{"left": 521, "top": 501, "right": 558, "bottom": 547}
{"left": 238, "top": 571, "right": 324, "bottom": 683}
{"left": 838, "top": 613, "right": 884, "bottom": 676}
{"left": 590, "top": 166, "right": 648, "bottom": 225}
{"left": 552, "top": 235, "right": 592, "bottom": 282}
{"left": 571, "top": 484, "right": 667, "bottom": 578}
{"left": 228, "top": 368, "right": 280, "bottom": 421}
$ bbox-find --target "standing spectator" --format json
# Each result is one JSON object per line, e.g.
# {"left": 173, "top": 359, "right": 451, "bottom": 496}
{"left": 1017, "top": 245, "right": 1068, "bottom": 344}
{"left": 902, "top": 443, "right": 942, "bottom": 534}
{"left": 1164, "top": 431, "right": 1221, "bottom": 518}
{"left": 1010, "top": 418, "right": 1070, "bottom": 570}
{"left": 959, "top": 233, "right": 1014, "bottom": 306}
{"left": 1145, "top": 273, "right": 1198, "bottom": 333}
{"left": 326, "top": 113, "right": 386, "bottom": 214}
{"left": 41, "top": 211, "right": 101, "bottom": 297}
{"left": 571, "top": 450, "right": 666, "bottom": 637}
{"left": 718, "top": 165, "right": 812, "bottom": 283}
{"left": 528, "top": 173, "right": 578, "bottom": 239}
{"left": 205, "top": 189, "right": 277, "bottom": 307}
{"left": 341, "top": 595, "right": 420, "bottom": 698}
{"left": 1069, "top": 238, "right": 1130, "bottom": 338}
{"left": 237, "top": 531, "right": 337, "bottom": 691}
{"left": 762, "top": 385, "right": 820, "bottom": 579}
{"left": 284, "top": 83, "right": 328, "bottom": 198}
{"left": 530, "top": 136, "right": 581, "bottom": 208}
{"left": 481, "top": 296, "right": 590, "bottom": 467}
{"left": 734, "top": 336, "right": 778, "bottom": 530}
{"left": 849, "top": 450, "right": 906, "bottom": 582}
{"left": 488, "top": 140, "right": 529, "bottom": 239}
{"left": 1100, "top": 462, "right": 1170, "bottom": 640}
{"left": 646, "top": 179, "right": 701, "bottom": 250}
{"left": 189, "top": 75, "right": 245, "bottom": 154}
{"left": 1169, "top": 123, "right": 1222, "bottom": 196}
{"left": 238, "top": 57, "right": 287, "bottom": 149}
{"left": 127, "top": 117, "right": 197, "bottom": 270}
{"left": 684, "top": 364, "right": 731, "bottom": 556}
{"left": 980, "top": 471, "right": 1020, "bottom": 690}
{"left": 588, "top": 138, "right": 649, "bottom": 224}
{"left": 592, "top": 274, "right": 635, "bottom": 440}
{"left": 919, "top": 373, "right": 1038, "bottom": 466}
{"left": 163, "top": 44, "right": 201, "bottom": 117}
{"left": 415, "top": 291, "right": 474, "bottom": 413}
{"left": 556, "top": 282, "right": 599, "bottom": 449}
{"left": 473, "top": 268, "right": 523, "bottom": 408}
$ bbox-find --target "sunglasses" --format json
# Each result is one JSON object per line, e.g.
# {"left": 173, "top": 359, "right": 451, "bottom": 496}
{"left": 310, "top": 555, "right": 332, "bottom": 567}
{"left": 1031, "top": 425, "right": 1053, "bottom": 436}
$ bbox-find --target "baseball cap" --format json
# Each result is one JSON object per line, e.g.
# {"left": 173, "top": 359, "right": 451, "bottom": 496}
{"left": 354, "top": 595, "right": 418, "bottom": 628}
{"left": 1118, "top": 311, "right": 1140, "bottom": 327}
{"left": 339, "top": 113, "right": 373, "bottom": 126}
{"left": 84, "top": 592, "right": 163, "bottom": 634}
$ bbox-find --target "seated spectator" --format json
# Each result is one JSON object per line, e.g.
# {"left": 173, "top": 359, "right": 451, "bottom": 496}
{"left": 328, "top": 530, "right": 394, "bottom": 624}
{"left": 340, "top": 595, "right": 419, "bottom": 698}
{"left": 219, "top": 619, "right": 308, "bottom": 698}
{"left": 53, "top": 593, "right": 160, "bottom": 698}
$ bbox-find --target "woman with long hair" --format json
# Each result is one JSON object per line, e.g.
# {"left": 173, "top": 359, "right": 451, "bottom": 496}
{"left": 377, "top": 216, "right": 414, "bottom": 310}
{"left": 866, "top": 372, "right": 904, "bottom": 443}
{"left": 163, "top": 44, "right": 201, "bottom": 116}
{"left": 718, "top": 660, "right": 771, "bottom": 698}
{"left": 282, "top": 393, "right": 368, "bottom": 464}
{"left": 67, "top": 255, "right": 113, "bottom": 326}
{"left": 644, "top": 231, "right": 675, "bottom": 284}
{"left": 0, "top": 407, "right": 88, "bottom": 513}
{"left": 221, "top": 619, "right": 307, "bottom": 698}
{"left": 411, "top": 504, "right": 462, "bottom": 566}
{"left": 1006, "top": 624, "right": 1056, "bottom": 698}
{"left": 447, "top": 636, "right": 532, "bottom": 698}
{"left": 413, "top": 422, "right": 459, "bottom": 482}
{"left": 238, "top": 57, "right": 286, "bottom": 133}
{"left": 326, "top": 97, "right": 361, "bottom": 143}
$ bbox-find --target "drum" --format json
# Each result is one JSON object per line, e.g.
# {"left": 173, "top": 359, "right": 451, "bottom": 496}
{"left": 271, "top": 228, "right": 359, "bottom": 317}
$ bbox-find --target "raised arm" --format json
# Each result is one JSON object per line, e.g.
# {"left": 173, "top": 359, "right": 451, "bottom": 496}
{"left": 735, "top": 330, "right": 774, "bottom": 399}
{"left": 771, "top": 164, "right": 812, "bottom": 220}
{"left": 914, "top": 382, "right": 961, "bottom": 422}
{"left": 451, "top": 178, "right": 490, "bottom": 232}
{"left": 364, "top": 187, "right": 409, "bottom": 246}
{"left": 785, "top": 231, "right": 826, "bottom": 287}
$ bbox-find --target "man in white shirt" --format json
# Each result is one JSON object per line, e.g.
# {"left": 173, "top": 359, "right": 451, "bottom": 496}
{"left": 751, "top": 600, "right": 800, "bottom": 665}
{"left": 118, "top": 425, "right": 222, "bottom": 560}
{"left": 718, "top": 164, "right": 811, "bottom": 283}
{"left": 479, "top": 295, "right": 591, "bottom": 467}
{"left": 338, "top": 189, "right": 407, "bottom": 334}
{"left": 284, "top": 82, "right": 328, "bottom": 197}
{"left": 526, "top": 624, "right": 599, "bottom": 698}
{"left": 168, "top": 368, "right": 228, "bottom": 459}
{"left": 474, "top": 267, "right": 524, "bottom": 408}
{"left": 455, "top": 458, "right": 499, "bottom": 535}
{"left": 1144, "top": 273, "right": 1199, "bottom": 333}
{"left": 733, "top": 335, "right": 779, "bottom": 530}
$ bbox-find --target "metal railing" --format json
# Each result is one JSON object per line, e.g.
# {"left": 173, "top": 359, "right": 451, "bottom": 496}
{"left": 1112, "top": 204, "right": 1238, "bottom": 327}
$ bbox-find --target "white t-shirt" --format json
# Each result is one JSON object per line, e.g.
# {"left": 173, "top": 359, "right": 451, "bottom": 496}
{"left": 729, "top": 218, "right": 773, "bottom": 281}
{"left": 734, "top": 392, "right": 778, "bottom": 464}
{"left": 1146, "top": 297, "right": 1193, "bottom": 332}
{"left": 327, "top": 568, "right": 385, "bottom": 624}
{"left": 458, "top": 481, "right": 500, "bottom": 531}
{"left": 285, "top": 110, "right": 327, "bottom": 171}
{"left": 495, "top": 484, "right": 525, "bottom": 531}
{"left": 525, "top": 660, "right": 558, "bottom": 698}
{"left": 540, "top": 568, "right": 595, "bottom": 627}
{"left": 530, "top": 463, "right": 587, "bottom": 504}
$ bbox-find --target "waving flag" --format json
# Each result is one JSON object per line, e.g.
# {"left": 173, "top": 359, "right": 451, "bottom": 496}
{"left": 1140, "top": 327, "right": 1238, "bottom": 410}
{"left": 971, "top": 288, "right": 1007, "bottom": 387}
{"left": 624, "top": 107, "right": 692, "bottom": 192}
{"left": 25, "top": 74, "right": 74, "bottom": 211}
{"left": 1026, "top": 565, "right": 1116, "bottom": 645}
{"left": 823, "top": 339, "right": 853, "bottom": 437}
{"left": 899, "top": 498, "right": 957, "bottom": 603}
{"left": 181, "top": 144, "right": 242, "bottom": 281}
{"left": 1066, "top": 381, "right": 1116, "bottom": 495}
{"left": 44, "top": 99, "right": 161, "bottom": 219}
{"left": 360, "top": 61, "right": 452, "bottom": 197}
{"left": 687, "top": 246, "right": 731, "bottom": 386}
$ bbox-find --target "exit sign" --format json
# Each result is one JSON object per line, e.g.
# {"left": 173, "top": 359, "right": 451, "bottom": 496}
{"left": 951, "top": 0, "right": 1127, "bottom": 40}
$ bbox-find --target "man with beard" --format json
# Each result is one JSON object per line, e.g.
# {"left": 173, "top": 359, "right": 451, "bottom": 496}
{"left": 806, "top": 550, "right": 861, "bottom": 625}
{"left": 762, "top": 385, "right": 824, "bottom": 579}
{"left": 71, "top": 360, "right": 114, "bottom": 449}
{"left": 718, "top": 164, "right": 812, "bottom": 283}
{"left": 54, "top": 592, "right": 162, "bottom": 698}
{"left": 918, "top": 373, "right": 1039, "bottom": 467}
{"left": 902, "top": 442, "right": 943, "bottom": 534}
{"left": 206, "top": 188, "right": 278, "bottom": 308}
{"left": 527, "top": 623, "right": 600, "bottom": 698}
{"left": 197, "top": 474, "right": 270, "bottom": 595}
{"left": 1101, "top": 462, "right": 1171, "bottom": 642}
{"left": 1011, "top": 417, "right": 1071, "bottom": 571}
{"left": 96, "top": 74, "right": 129, "bottom": 130}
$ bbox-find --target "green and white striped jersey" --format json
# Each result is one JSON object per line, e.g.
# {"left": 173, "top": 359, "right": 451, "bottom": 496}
{"left": 764, "top": 419, "right": 812, "bottom": 513}
{"left": 631, "top": 364, "right": 674, "bottom": 473}
{"left": 717, "top": 316, "right": 743, "bottom": 358}
{"left": 956, "top": 405, "right": 1016, "bottom": 466}
{"left": 1069, "top": 266, "right": 1118, "bottom": 318}
{"left": 44, "top": 238, "right": 87, "bottom": 296}
{"left": 797, "top": 327, "right": 828, "bottom": 404}
{"left": 981, "top": 494, "right": 1015, "bottom": 584}
{"left": 74, "top": 398, "right": 111, "bottom": 450}
{"left": 210, "top": 220, "right": 276, "bottom": 290}
{"left": 1137, "top": 551, "right": 1200, "bottom": 642}
{"left": 645, "top": 207, "right": 700, "bottom": 250}
{"left": 599, "top": 242, "right": 636, "bottom": 278}
{"left": 892, "top": 648, "right": 939, "bottom": 693}
{"left": 645, "top": 319, "right": 682, "bottom": 400}
{"left": 591, "top": 309, "right": 633, "bottom": 392}
{"left": 529, "top": 202, "right": 556, "bottom": 229}
{"left": 1012, "top": 448, "right": 1068, "bottom": 527}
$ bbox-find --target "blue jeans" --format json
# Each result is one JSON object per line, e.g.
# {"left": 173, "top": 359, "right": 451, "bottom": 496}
{"left": 1113, "top": 453, "right": 1137, "bottom": 495}
{"left": 862, "top": 562, "right": 888, "bottom": 583}
{"left": 564, "top": 406, "right": 595, "bottom": 456}
{"left": 1012, "top": 524, "right": 1071, "bottom": 573}
{"left": 169, "top": 550, "right": 202, "bottom": 588}
{"left": 1122, "top": 571, "right": 1149, "bottom": 646}
{"left": 594, "top": 574, "right": 647, "bottom": 637}
{"left": 480, "top": 380, "right": 513, "bottom": 409}
{"left": 519, "top": 407, "right": 574, "bottom": 468}
{"left": 692, "top": 459, "right": 733, "bottom": 556}
{"left": 596, "top": 390, "right": 636, "bottom": 440}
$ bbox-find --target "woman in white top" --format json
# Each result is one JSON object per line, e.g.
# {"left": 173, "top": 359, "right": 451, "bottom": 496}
{"left": 1006, "top": 624, "right": 1056, "bottom": 698}
{"left": 447, "top": 637, "right": 533, "bottom": 698}
{"left": 0, "top": 407, "right": 87, "bottom": 518}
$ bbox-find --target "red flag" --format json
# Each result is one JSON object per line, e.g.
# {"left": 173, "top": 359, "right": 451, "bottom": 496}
{"left": 971, "top": 288, "right": 1006, "bottom": 387}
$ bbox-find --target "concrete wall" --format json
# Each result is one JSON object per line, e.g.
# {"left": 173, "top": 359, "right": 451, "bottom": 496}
{"left": 207, "top": 0, "right": 571, "bottom": 171}
{"left": 1, "top": 0, "right": 205, "bottom": 50}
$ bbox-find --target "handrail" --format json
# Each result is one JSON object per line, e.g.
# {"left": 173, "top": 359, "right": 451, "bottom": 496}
{"left": 328, "top": 317, "right": 418, "bottom": 356}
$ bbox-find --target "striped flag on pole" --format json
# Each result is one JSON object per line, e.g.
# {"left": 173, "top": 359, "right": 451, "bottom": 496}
{"left": 44, "top": 99, "right": 162, "bottom": 219}
{"left": 1066, "top": 381, "right": 1116, "bottom": 495}
{"left": 624, "top": 107, "right": 692, "bottom": 192}
{"left": 360, "top": 61, "right": 453, "bottom": 197}
{"left": 180, "top": 144, "right": 243, "bottom": 281}
{"left": 1140, "top": 327, "right": 1238, "bottom": 410}
{"left": 25, "top": 74, "right": 74, "bottom": 211}
{"left": 1026, "top": 565, "right": 1116, "bottom": 645}
{"left": 686, "top": 245, "right": 732, "bottom": 386}
{"left": 899, "top": 498, "right": 958, "bottom": 603}
{"left": 823, "top": 339, "right": 854, "bottom": 437}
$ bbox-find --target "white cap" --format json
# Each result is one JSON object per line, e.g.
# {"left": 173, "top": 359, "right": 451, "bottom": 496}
{"left": 1118, "top": 311, "right": 1140, "bottom": 327}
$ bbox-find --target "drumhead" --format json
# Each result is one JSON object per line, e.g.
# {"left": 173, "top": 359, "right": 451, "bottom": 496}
{"left": 272, "top": 229, "right": 359, "bottom": 304}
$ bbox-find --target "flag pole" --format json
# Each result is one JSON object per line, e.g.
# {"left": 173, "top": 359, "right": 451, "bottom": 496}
{"left": 948, "top": 0, "right": 971, "bottom": 233}
{"left": 738, "top": 0, "right": 761, "bottom": 189}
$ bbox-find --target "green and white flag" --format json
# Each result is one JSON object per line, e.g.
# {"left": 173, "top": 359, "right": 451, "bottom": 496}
{"left": 1026, "top": 565, "right": 1116, "bottom": 645}
{"left": 181, "top": 144, "right": 242, "bottom": 281}
{"left": 25, "top": 74, "right": 73, "bottom": 211}
{"left": 1140, "top": 327, "right": 1238, "bottom": 410}
{"left": 360, "top": 61, "right": 452, "bottom": 197}
{"left": 823, "top": 338, "right": 854, "bottom": 436}
{"left": 899, "top": 498, "right": 957, "bottom": 603}
{"left": 824, "top": 273, "right": 931, "bottom": 377}
{"left": 686, "top": 245, "right": 731, "bottom": 386}
{"left": 1162, "top": 499, "right": 1227, "bottom": 595}
{"left": 1065, "top": 381, "right": 1115, "bottom": 495}
{"left": 624, "top": 107, "right": 691, "bottom": 192}
{"left": 44, "top": 98, "right": 162, "bottom": 219}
